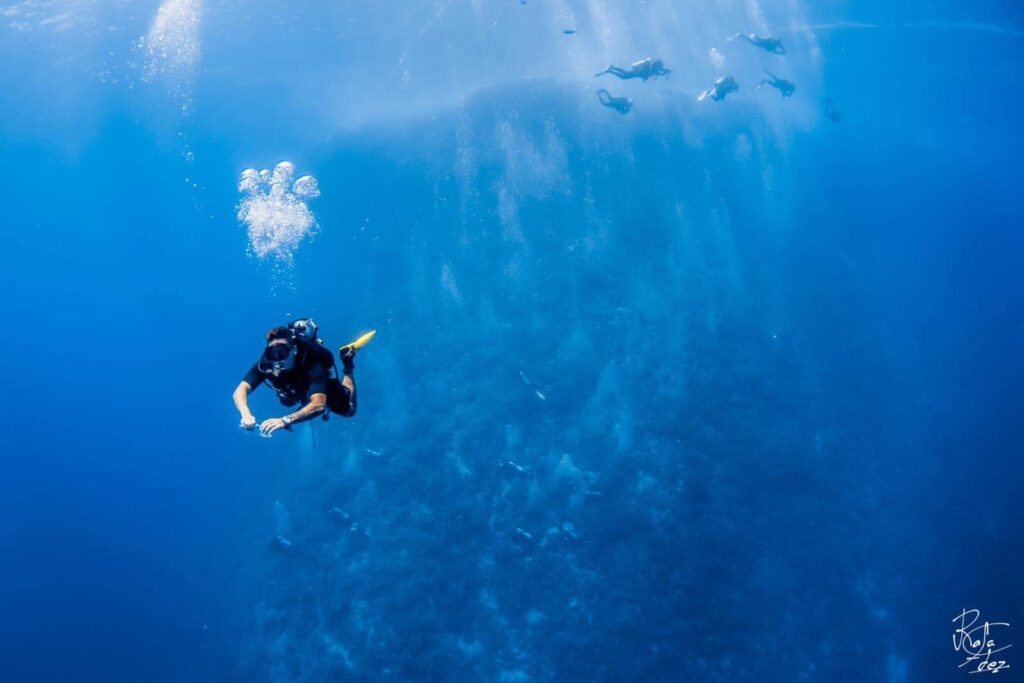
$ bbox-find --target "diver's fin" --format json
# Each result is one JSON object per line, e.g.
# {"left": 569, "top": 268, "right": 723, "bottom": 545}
{"left": 339, "top": 329, "right": 377, "bottom": 357}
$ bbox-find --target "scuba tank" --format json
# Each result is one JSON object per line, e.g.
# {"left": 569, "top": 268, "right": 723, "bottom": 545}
{"left": 288, "top": 318, "right": 321, "bottom": 346}
{"left": 287, "top": 318, "right": 335, "bottom": 371}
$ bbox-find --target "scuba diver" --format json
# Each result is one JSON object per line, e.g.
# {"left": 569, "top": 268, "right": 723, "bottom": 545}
{"left": 232, "top": 319, "right": 375, "bottom": 437}
{"left": 727, "top": 32, "right": 785, "bottom": 55}
{"left": 596, "top": 89, "right": 632, "bottom": 114}
{"left": 823, "top": 98, "right": 842, "bottom": 122}
{"left": 594, "top": 58, "right": 671, "bottom": 81}
{"left": 698, "top": 75, "right": 739, "bottom": 102}
{"left": 757, "top": 70, "right": 796, "bottom": 97}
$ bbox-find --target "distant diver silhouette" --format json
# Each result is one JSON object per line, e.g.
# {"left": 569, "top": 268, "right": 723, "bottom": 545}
{"left": 594, "top": 57, "right": 671, "bottom": 81}
{"left": 728, "top": 32, "right": 786, "bottom": 55}
{"left": 756, "top": 70, "right": 796, "bottom": 97}
{"left": 596, "top": 89, "right": 632, "bottom": 114}
{"left": 698, "top": 75, "right": 739, "bottom": 102}
{"left": 823, "top": 98, "right": 842, "bottom": 122}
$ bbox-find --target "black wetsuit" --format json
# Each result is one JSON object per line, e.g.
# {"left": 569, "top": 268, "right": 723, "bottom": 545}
{"left": 243, "top": 338, "right": 356, "bottom": 416}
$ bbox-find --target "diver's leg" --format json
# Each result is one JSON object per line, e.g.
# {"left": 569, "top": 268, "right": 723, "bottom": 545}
{"left": 329, "top": 352, "right": 358, "bottom": 417}
{"left": 326, "top": 374, "right": 356, "bottom": 417}
{"left": 341, "top": 370, "right": 357, "bottom": 416}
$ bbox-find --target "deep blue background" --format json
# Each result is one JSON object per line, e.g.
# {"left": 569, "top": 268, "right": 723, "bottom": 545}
{"left": 1, "top": 1, "right": 1021, "bottom": 681}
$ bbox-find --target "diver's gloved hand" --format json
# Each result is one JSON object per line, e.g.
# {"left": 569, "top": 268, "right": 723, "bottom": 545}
{"left": 240, "top": 414, "right": 257, "bottom": 430}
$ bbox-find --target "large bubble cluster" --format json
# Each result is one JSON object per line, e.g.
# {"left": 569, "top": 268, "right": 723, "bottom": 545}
{"left": 237, "top": 161, "right": 321, "bottom": 263}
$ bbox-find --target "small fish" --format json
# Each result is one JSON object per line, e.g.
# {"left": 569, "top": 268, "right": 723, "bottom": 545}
{"left": 563, "top": 29, "right": 576, "bottom": 35}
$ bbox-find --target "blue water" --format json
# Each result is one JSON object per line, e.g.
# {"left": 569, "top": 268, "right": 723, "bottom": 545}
{"left": 1, "top": 1, "right": 1022, "bottom": 681}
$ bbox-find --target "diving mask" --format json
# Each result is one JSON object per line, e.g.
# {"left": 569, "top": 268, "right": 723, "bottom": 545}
{"left": 263, "top": 342, "right": 296, "bottom": 374}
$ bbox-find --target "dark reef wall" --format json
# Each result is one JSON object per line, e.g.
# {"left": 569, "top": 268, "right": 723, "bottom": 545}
{"left": 234, "top": 82, "right": 921, "bottom": 682}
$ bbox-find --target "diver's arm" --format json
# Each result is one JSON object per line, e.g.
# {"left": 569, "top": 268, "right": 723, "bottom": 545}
{"left": 286, "top": 393, "right": 327, "bottom": 424}
{"left": 233, "top": 381, "right": 257, "bottom": 428}
{"left": 259, "top": 393, "right": 326, "bottom": 436}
